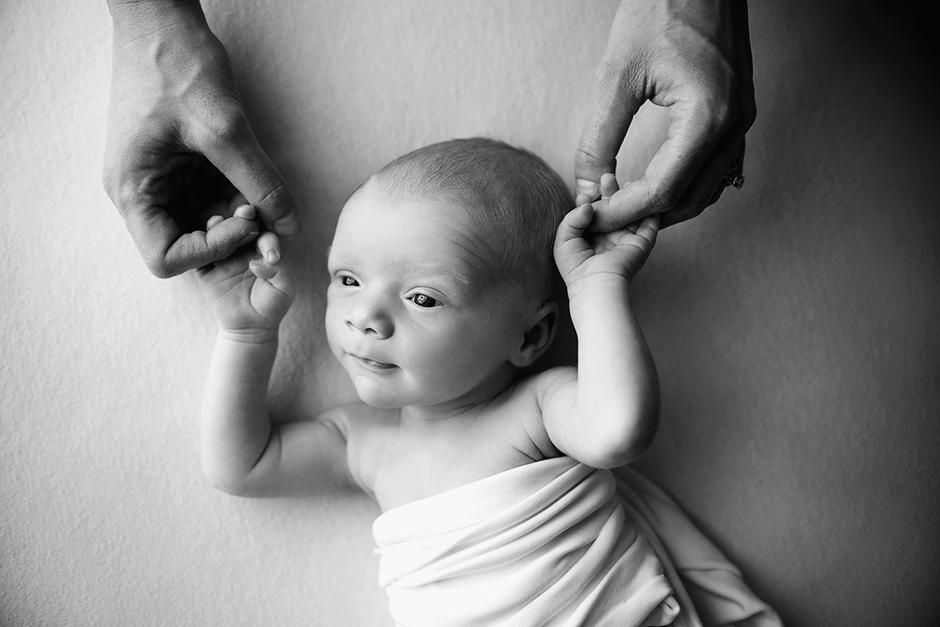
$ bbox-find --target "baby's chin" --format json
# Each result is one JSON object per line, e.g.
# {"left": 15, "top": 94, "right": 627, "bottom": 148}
{"left": 357, "top": 393, "right": 404, "bottom": 410}
{"left": 349, "top": 377, "right": 408, "bottom": 409}
{"left": 352, "top": 379, "right": 455, "bottom": 411}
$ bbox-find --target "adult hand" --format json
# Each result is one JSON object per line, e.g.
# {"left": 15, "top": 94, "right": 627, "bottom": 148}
{"left": 575, "top": 0, "right": 756, "bottom": 230}
{"left": 556, "top": 174, "right": 659, "bottom": 289}
{"left": 103, "top": 0, "right": 301, "bottom": 278}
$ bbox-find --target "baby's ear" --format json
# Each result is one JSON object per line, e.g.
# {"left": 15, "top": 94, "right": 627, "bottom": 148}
{"left": 511, "top": 301, "right": 559, "bottom": 368}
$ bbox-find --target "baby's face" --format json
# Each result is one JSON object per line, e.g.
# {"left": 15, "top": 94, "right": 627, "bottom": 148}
{"left": 325, "top": 183, "right": 533, "bottom": 410}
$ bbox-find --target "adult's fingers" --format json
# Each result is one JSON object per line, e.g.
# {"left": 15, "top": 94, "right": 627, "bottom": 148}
{"left": 574, "top": 56, "right": 645, "bottom": 203}
{"left": 591, "top": 95, "right": 727, "bottom": 232}
{"left": 660, "top": 3, "right": 756, "bottom": 228}
{"left": 705, "top": 138, "right": 746, "bottom": 213}
{"left": 663, "top": 135, "right": 746, "bottom": 229}
{"left": 125, "top": 200, "right": 258, "bottom": 278}
{"left": 198, "top": 108, "right": 302, "bottom": 240}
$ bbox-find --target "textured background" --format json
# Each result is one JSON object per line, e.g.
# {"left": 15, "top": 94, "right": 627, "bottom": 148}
{"left": 2, "top": 1, "right": 938, "bottom": 625}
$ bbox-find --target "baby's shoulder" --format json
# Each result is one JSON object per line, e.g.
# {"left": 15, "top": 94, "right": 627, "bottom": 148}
{"left": 486, "top": 367, "right": 575, "bottom": 417}
{"left": 496, "top": 367, "right": 578, "bottom": 458}
{"left": 321, "top": 402, "right": 401, "bottom": 499}
{"left": 516, "top": 365, "right": 578, "bottom": 404}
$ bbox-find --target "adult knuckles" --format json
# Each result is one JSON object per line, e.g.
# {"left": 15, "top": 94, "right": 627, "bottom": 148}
{"left": 594, "top": 56, "right": 629, "bottom": 95}
{"left": 593, "top": 54, "right": 645, "bottom": 109}
{"left": 191, "top": 102, "right": 251, "bottom": 152}
{"left": 710, "top": 71, "right": 758, "bottom": 135}
{"left": 693, "top": 90, "right": 738, "bottom": 141}
{"left": 101, "top": 164, "right": 119, "bottom": 203}
{"left": 254, "top": 179, "right": 292, "bottom": 215}
{"left": 698, "top": 86, "right": 755, "bottom": 141}
{"left": 646, "top": 184, "right": 680, "bottom": 215}
{"left": 101, "top": 141, "right": 130, "bottom": 204}
{"left": 102, "top": 165, "right": 142, "bottom": 216}
{"left": 102, "top": 129, "right": 161, "bottom": 211}
{"left": 142, "top": 247, "right": 177, "bottom": 279}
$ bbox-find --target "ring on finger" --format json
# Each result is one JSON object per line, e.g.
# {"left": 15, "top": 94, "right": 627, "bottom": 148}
{"left": 721, "top": 166, "right": 745, "bottom": 190}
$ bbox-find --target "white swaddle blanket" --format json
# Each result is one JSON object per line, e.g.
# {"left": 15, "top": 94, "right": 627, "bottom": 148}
{"left": 373, "top": 456, "right": 780, "bottom": 627}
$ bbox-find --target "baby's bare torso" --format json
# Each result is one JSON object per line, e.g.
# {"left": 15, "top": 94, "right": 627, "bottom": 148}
{"left": 341, "top": 377, "right": 560, "bottom": 512}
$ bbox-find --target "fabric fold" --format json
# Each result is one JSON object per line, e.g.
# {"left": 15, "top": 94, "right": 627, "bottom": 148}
{"left": 614, "top": 467, "right": 782, "bottom": 627}
{"left": 373, "top": 457, "right": 780, "bottom": 627}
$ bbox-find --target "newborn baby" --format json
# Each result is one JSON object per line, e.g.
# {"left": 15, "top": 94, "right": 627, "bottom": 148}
{"left": 195, "top": 138, "right": 779, "bottom": 627}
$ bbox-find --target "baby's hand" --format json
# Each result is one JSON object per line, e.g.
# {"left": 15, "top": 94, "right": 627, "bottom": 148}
{"left": 555, "top": 174, "right": 659, "bottom": 292}
{"left": 195, "top": 203, "right": 295, "bottom": 336}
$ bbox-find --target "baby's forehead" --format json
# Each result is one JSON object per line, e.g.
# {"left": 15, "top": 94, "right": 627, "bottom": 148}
{"left": 336, "top": 180, "right": 532, "bottom": 282}
{"left": 348, "top": 176, "right": 490, "bottom": 238}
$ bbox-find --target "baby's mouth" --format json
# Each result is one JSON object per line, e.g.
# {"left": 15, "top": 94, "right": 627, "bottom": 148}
{"left": 351, "top": 353, "right": 397, "bottom": 371}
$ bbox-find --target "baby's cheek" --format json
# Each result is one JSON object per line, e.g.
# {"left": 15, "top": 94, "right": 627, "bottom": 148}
{"left": 323, "top": 306, "right": 342, "bottom": 350}
{"left": 436, "top": 341, "right": 489, "bottom": 384}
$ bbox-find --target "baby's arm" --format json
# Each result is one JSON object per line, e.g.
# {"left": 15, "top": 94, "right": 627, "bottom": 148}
{"left": 540, "top": 174, "right": 660, "bottom": 469}
{"left": 196, "top": 204, "right": 352, "bottom": 497}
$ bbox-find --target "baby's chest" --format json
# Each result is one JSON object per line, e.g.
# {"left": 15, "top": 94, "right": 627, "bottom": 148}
{"left": 370, "top": 439, "right": 533, "bottom": 512}
{"left": 351, "top": 411, "right": 550, "bottom": 512}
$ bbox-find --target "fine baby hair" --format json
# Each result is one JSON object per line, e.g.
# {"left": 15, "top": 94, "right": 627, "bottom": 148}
{"left": 372, "top": 137, "right": 573, "bottom": 300}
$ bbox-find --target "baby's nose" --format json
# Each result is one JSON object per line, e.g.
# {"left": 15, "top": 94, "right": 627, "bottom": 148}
{"left": 345, "top": 299, "right": 393, "bottom": 339}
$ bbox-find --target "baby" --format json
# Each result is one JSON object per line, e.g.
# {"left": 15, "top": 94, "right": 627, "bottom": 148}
{"left": 195, "top": 138, "right": 777, "bottom": 627}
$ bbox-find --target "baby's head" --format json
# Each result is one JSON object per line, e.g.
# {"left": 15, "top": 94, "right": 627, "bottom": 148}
{"left": 326, "top": 138, "right": 573, "bottom": 409}
{"left": 370, "top": 138, "right": 572, "bottom": 301}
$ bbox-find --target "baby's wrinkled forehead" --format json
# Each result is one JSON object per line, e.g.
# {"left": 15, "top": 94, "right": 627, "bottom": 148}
{"left": 337, "top": 177, "right": 535, "bottom": 286}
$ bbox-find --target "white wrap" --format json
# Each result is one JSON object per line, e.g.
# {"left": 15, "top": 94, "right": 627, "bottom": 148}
{"left": 373, "top": 457, "right": 780, "bottom": 627}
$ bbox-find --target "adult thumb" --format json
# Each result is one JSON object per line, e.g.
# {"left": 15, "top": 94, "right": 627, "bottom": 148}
{"left": 574, "top": 63, "right": 642, "bottom": 202}
{"left": 202, "top": 112, "right": 301, "bottom": 239}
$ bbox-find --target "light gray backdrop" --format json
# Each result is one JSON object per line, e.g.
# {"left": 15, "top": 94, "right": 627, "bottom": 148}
{"left": 2, "top": 1, "right": 937, "bottom": 625}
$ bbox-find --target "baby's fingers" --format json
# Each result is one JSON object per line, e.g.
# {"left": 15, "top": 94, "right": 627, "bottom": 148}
{"left": 248, "top": 245, "right": 294, "bottom": 310}
{"left": 194, "top": 246, "right": 253, "bottom": 289}
{"left": 248, "top": 233, "right": 285, "bottom": 282}
{"left": 632, "top": 214, "right": 660, "bottom": 247}
{"left": 554, "top": 204, "right": 598, "bottom": 280}
{"left": 599, "top": 173, "right": 620, "bottom": 200}
{"left": 556, "top": 203, "right": 595, "bottom": 243}
{"left": 255, "top": 231, "right": 281, "bottom": 265}
{"left": 249, "top": 256, "right": 281, "bottom": 282}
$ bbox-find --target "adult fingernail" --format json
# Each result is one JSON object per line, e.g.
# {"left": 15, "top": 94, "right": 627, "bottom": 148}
{"left": 234, "top": 204, "right": 254, "bottom": 219}
{"left": 266, "top": 249, "right": 279, "bottom": 263}
{"left": 274, "top": 214, "right": 301, "bottom": 237}
{"left": 576, "top": 178, "right": 600, "bottom": 195}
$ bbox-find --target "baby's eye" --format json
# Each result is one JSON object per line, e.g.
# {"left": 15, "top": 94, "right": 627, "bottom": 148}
{"left": 409, "top": 293, "right": 440, "bottom": 308}
{"left": 340, "top": 275, "right": 359, "bottom": 287}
